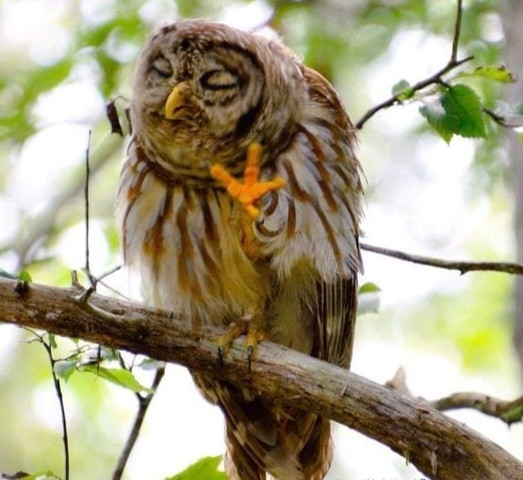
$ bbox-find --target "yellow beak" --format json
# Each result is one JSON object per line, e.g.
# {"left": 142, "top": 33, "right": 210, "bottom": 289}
{"left": 164, "top": 81, "right": 190, "bottom": 120}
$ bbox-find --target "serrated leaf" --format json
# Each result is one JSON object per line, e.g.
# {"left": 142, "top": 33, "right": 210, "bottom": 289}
{"left": 358, "top": 282, "right": 380, "bottom": 294}
{"left": 80, "top": 365, "right": 152, "bottom": 393}
{"left": 440, "top": 84, "right": 486, "bottom": 139}
{"left": 392, "top": 79, "right": 414, "bottom": 100}
{"left": 419, "top": 99, "right": 454, "bottom": 143}
{"left": 458, "top": 65, "right": 517, "bottom": 83}
{"left": 165, "top": 456, "right": 227, "bottom": 480}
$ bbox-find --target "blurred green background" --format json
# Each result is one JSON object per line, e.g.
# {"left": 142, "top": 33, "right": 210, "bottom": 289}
{"left": 0, "top": 0, "right": 521, "bottom": 479}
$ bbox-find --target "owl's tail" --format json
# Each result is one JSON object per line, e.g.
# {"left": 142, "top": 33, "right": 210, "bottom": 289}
{"left": 194, "top": 373, "right": 333, "bottom": 480}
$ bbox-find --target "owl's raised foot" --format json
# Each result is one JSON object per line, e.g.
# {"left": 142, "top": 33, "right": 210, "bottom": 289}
{"left": 217, "top": 313, "right": 267, "bottom": 371}
{"left": 210, "top": 143, "right": 285, "bottom": 220}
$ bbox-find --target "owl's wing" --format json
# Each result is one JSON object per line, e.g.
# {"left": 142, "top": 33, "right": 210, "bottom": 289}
{"left": 312, "top": 276, "right": 358, "bottom": 367}
{"left": 303, "top": 66, "right": 361, "bottom": 368}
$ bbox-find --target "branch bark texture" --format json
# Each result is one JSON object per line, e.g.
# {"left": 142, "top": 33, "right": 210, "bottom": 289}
{"left": 0, "top": 278, "right": 521, "bottom": 480}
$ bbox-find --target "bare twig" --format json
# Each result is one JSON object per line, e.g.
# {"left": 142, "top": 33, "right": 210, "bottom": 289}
{"left": 451, "top": 0, "right": 464, "bottom": 62}
{"left": 11, "top": 133, "right": 123, "bottom": 270}
{"left": 360, "top": 242, "right": 523, "bottom": 275}
{"left": 84, "top": 132, "right": 92, "bottom": 282}
{"left": 386, "top": 367, "right": 523, "bottom": 426}
{"left": 483, "top": 107, "right": 523, "bottom": 128}
{"left": 111, "top": 366, "right": 166, "bottom": 480}
{"left": 355, "top": 0, "right": 472, "bottom": 129}
{"left": 29, "top": 331, "right": 70, "bottom": 480}
{"left": 2, "top": 278, "right": 522, "bottom": 479}
{"left": 433, "top": 392, "right": 523, "bottom": 425}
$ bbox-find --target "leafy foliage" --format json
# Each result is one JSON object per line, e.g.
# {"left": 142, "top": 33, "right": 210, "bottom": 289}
{"left": 457, "top": 65, "right": 517, "bottom": 83}
{"left": 420, "top": 84, "right": 487, "bottom": 143}
{"left": 164, "top": 456, "right": 227, "bottom": 480}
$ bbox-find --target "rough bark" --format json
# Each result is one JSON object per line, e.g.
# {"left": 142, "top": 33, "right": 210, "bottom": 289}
{"left": 0, "top": 277, "right": 521, "bottom": 479}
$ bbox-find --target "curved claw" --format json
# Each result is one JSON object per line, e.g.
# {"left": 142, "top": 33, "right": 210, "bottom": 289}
{"left": 216, "top": 314, "right": 266, "bottom": 370}
{"left": 217, "top": 345, "right": 225, "bottom": 366}
{"left": 210, "top": 143, "right": 285, "bottom": 219}
{"left": 247, "top": 345, "right": 254, "bottom": 372}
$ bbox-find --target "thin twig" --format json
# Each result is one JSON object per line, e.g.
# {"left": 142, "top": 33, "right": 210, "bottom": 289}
{"left": 84, "top": 131, "right": 96, "bottom": 288}
{"left": 483, "top": 107, "right": 523, "bottom": 128}
{"left": 432, "top": 392, "right": 523, "bottom": 426}
{"left": 355, "top": 0, "right": 472, "bottom": 129}
{"left": 111, "top": 366, "right": 166, "bottom": 480}
{"left": 386, "top": 367, "right": 523, "bottom": 426}
{"left": 38, "top": 333, "right": 70, "bottom": 480}
{"left": 451, "top": 0, "right": 464, "bottom": 61}
{"left": 360, "top": 242, "right": 523, "bottom": 275}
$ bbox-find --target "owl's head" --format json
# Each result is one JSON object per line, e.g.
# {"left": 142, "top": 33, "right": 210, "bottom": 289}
{"left": 131, "top": 20, "right": 306, "bottom": 178}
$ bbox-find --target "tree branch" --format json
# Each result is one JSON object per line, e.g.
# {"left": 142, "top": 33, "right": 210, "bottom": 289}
{"left": 355, "top": 0, "right": 472, "bottom": 129}
{"left": 111, "top": 365, "right": 165, "bottom": 480}
{"left": 361, "top": 242, "right": 523, "bottom": 275}
{"left": 433, "top": 392, "right": 523, "bottom": 425}
{"left": 0, "top": 277, "right": 521, "bottom": 480}
{"left": 386, "top": 367, "right": 523, "bottom": 425}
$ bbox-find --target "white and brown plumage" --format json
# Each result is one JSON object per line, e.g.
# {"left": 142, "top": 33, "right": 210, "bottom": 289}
{"left": 117, "top": 19, "right": 363, "bottom": 480}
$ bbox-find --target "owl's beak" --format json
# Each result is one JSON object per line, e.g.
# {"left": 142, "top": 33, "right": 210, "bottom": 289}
{"left": 164, "top": 81, "right": 191, "bottom": 120}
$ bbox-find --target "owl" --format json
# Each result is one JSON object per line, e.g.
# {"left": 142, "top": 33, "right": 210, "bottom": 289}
{"left": 117, "top": 19, "right": 363, "bottom": 480}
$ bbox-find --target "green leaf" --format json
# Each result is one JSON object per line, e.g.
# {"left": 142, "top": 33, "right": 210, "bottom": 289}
{"left": 54, "top": 360, "right": 78, "bottom": 381}
{"left": 136, "top": 357, "right": 166, "bottom": 371}
{"left": 0, "top": 268, "right": 17, "bottom": 279}
{"left": 391, "top": 79, "right": 414, "bottom": 100}
{"left": 80, "top": 365, "right": 153, "bottom": 394}
{"left": 458, "top": 65, "right": 517, "bottom": 83}
{"left": 501, "top": 401, "right": 523, "bottom": 425}
{"left": 17, "top": 270, "right": 32, "bottom": 282}
{"left": 440, "top": 84, "right": 486, "bottom": 139}
{"left": 2, "top": 471, "right": 60, "bottom": 480}
{"left": 165, "top": 456, "right": 227, "bottom": 480}
{"left": 358, "top": 282, "right": 380, "bottom": 294}
{"left": 48, "top": 333, "right": 58, "bottom": 349}
{"left": 419, "top": 99, "right": 454, "bottom": 143}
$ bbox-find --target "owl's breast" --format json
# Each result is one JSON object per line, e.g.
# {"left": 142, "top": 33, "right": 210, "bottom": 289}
{"left": 117, "top": 153, "right": 272, "bottom": 324}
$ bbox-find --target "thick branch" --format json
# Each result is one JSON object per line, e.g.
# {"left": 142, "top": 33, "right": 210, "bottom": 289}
{"left": 0, "top": 278, "right": 521, "bottom": 480}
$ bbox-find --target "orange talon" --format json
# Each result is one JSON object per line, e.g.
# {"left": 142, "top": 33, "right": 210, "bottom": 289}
{"left": 210, "top": 143, "right": 285, "bottom": 220}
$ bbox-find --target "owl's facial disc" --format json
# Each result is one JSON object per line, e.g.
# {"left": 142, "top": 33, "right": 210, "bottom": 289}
{"left": 132, "top": 20, "right": 305, "bottom": 176}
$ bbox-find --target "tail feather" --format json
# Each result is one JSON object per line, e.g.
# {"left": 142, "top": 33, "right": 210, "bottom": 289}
{"left": 194, "top": 373, "right": 333, "bottom": 480}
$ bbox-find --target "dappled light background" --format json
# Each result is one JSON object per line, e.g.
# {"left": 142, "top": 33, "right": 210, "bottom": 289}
{"left": 0, "top": 0, "right": 521, "bottom": 479}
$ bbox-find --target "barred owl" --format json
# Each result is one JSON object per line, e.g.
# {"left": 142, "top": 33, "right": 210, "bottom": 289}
{"left": 117, "top": 19, "right": 363, "bottom": 480}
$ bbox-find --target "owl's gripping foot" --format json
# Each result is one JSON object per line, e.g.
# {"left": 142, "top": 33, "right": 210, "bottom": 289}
{"left": 217, "top": 314, "right": 266, "bottom": 371}
{"left": 210, "top": 143, "right": 285, "bottom": 220}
